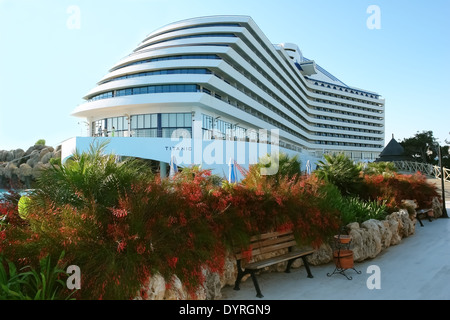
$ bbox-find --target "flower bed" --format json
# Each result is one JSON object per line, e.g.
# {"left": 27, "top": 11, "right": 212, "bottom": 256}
{"left": 0, "top": 148, "right": 441, "bottom": 300}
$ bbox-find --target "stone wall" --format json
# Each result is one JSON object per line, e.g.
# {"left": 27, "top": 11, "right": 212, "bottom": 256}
{"left": 136, "top": 205, "right": 420, "bottom": 300}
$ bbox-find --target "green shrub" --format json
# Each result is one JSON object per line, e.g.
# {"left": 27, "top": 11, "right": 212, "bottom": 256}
{"left": 35, "top": 139, "right": 46, "bottom": 146}
{"left": 241, "top": 152, "right": 302, "bottom": 188}
{"left": 337, "top": 197, "right": 388, "bottom": 225}
{"left": 315, "top": 153, "right": 363, "bottom": 196}
{"left": 0, "top": 252, "right": 74, "bottom": 300}
{"left": 364, "top": 161, "right": 397, "bottom": 175}
{"left": 0, "top": 255, "right": 29, "bottom": 300}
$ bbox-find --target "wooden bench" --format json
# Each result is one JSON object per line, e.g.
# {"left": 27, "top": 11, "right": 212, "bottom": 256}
{"left": 233, "top": 230, "right": 315, "bottom": 298}
{"left": 416, "top": 208, "right": 434, "bottom": 227}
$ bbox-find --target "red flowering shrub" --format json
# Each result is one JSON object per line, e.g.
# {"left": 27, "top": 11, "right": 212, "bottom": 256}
{"left": 361, "top": 172, "right": 440, "bottom": 212}
{"left": 0, "top": 147, "right": 343, "bottom": 300}
{"left": 219, "top": 168, "right": 341, "bottom": 251}
{"left": 275, "top": 174, "right": 341, "bottom": 248}
{"left": 0, "top": 170, "right": 224, "bottom": 299}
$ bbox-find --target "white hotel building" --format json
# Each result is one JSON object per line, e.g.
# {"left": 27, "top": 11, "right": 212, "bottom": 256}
{"left": 65, "top": 15, "right": 385, "bottom": 177}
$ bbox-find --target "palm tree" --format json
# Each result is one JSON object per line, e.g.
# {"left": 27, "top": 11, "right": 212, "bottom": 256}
{"left": 241, "top": 153, "right": 302, "bottom": 188}
{"left": 33, "top": 140, "right": 153, "bottom": 214}
{"left": 315, "top": 153, "right": 363, "bottom": 196}
{"left": 363, "top": 161, "right": 397, "bottom": 175}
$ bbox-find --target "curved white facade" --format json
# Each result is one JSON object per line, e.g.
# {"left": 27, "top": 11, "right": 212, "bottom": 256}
{"left": 72, "top": 15, "right": 385, "bottom": 162}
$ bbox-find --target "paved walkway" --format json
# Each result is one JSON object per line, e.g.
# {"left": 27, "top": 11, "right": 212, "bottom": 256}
{"left": 221, "top": 210, "right": 450, "bottom": 300}
{"left": 426, "top": 176, "right": 450, "bottom": 201}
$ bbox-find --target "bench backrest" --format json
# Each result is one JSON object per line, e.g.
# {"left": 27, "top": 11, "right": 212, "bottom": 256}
{"left": 235, "top": 230, "right": 297, "bottom": 260}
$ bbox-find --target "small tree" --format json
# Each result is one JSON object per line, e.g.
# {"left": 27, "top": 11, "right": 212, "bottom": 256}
{"left": 35, "top": 139, "right": 46, "bottom": 146}
{"left": 400, "top": 130, "right": 439, "bottom": 164}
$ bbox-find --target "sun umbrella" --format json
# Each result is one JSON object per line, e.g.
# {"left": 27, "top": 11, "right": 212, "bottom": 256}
{"left": 169, "top": 156, "right": 178, "bottom": 178}
{"left": 228, "top": 158, "right": 237, "bottom": 183}
{"left": 306, "top": 160, "right": 312, "bottom": 176}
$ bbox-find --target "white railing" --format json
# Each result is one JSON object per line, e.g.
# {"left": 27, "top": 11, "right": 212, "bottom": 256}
{"left": 393, "top": 161, "right": 450, "bottom": 183}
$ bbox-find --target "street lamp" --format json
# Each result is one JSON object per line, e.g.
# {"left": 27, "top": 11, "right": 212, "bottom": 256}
{"left": 438, "top": 145, "right": 448, "bottom": 218}
{"left": 78, "top": 121, "right": 89, "bottom": 136}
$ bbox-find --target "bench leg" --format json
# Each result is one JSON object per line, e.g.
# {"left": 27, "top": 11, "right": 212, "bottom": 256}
{"left": 285, "top": 258, "right": 296, "bottom": 273}
{"left": 234, "top": 273, "right": 244, "bottom": 291}
{"left": 234, "top": 260, "right": 245, "bottom": 291}
{"left": 250, "top": 271, "right": 264, "bottom": 298}
{"left": 416, "top": 215, "right": 424, "bottom": 227}
{"left": 301, "top": 256, "right": 314, "bottom": 278}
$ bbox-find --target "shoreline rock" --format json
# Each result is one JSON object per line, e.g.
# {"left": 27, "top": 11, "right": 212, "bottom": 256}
{"left": 0, "top": 144, "right": 61, "bottom": 189}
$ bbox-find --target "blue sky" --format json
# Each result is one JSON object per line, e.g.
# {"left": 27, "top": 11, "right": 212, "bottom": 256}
{"left": 0, "top": 0, "right": 449, "bottom": 151}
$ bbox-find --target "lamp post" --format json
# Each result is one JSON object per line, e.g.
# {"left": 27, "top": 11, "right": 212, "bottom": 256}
{"left": 78, "top": 121, "right": 89, "bottom": 136}
{"left": 438, "top": 145, "right": 448, "bottom": 218}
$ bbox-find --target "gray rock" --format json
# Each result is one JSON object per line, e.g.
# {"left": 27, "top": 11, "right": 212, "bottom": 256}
{"left": 138, "top": 273, "right": 166, "bottom": 300}
{"left": 32, "top": 162, "right": 46, "bottom": 179}
{"left": 13, "top": 149, "right": 25, "bottom": 160}
{"left": 39, "top": 148, "right": 50, "bottom": 160}
{"left": 203, "top": 268, "right": 222, "bottom": 300}
{"left": 41, "top": 152, "right": 54, "bottom": 164}
{"left": 308, "top": 242, "right": 333, "bottom": 265}
{"left": 34, "top": 144, "right": 46, "bottom": 151}
{"left": 18, "top": 163, "right": 32, "bottom": 177}
{"left": 387, "top": 217, "right": 401, "bottom": 245}
{"left": 4, "top": 151, "right": 14, "bottom": 162}
{"left": 25, "top": 146, "right": 35, "bottom": 156}
{"left": 432, "top": 197, "right": 443, "bottom": 218}
{"left": 18, "top": 163, "right": 33, "bottom": 188}
{"left": 220, "top": 252, "right": 237, "bottom": 287}
{"left": 163, "top": 275, "right": 188, "bottom": 300}
{"left": 27, "top": 150, "right": 40, "bottom": 168}
{"left": 397, "top": 209, "right": 415, "bottom": 237}
{"left": 348, "top": 223, "right": 379, "bottom": 261}
{"left": 54, "top": 149, "right": 62, "bottom": 160}
{"left": 4, "top": 163, "right": 17, "bottom": 179}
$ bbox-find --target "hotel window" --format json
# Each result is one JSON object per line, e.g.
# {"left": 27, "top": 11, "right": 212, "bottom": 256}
{"left": 247, "top": 129, "right": 258, "bottom": 142}
{"left": 92, "top": 120, "right": 103, "bottom": 137}
{"left": 202, "top": 114, "right": 214, "bottom": 140}
{"left": 161, "top": 113, "right": 192, "bottom": 138}
{"left": 235, "top": 126, "right": 246, "bottom": 141}
{"left": 114, "top": 54, "right": 220, "bottom": 71}
{"left": 131, "top": 114, "right": 158, "bottom": 138}
{"left": 91, "top": 84, "right": 199, "bottom": 101}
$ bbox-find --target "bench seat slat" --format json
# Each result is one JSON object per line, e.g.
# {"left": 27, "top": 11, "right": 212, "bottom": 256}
{"left": 249, "top": 234, "right": 295, "bottom": 247}
{"left": 245, "top": 250, "right": 315, "bottom": 270}
{"left": 234, "top": 234, "right": 295, "bottom": 256}
{"left": 249, "top": 230, "right": 293, "bottom": 242}
{"left": 235, "top": 240, "right": 298, "bottom": 260}
{"left": 251, "top": 240, "right": 298, "bottom": 256}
